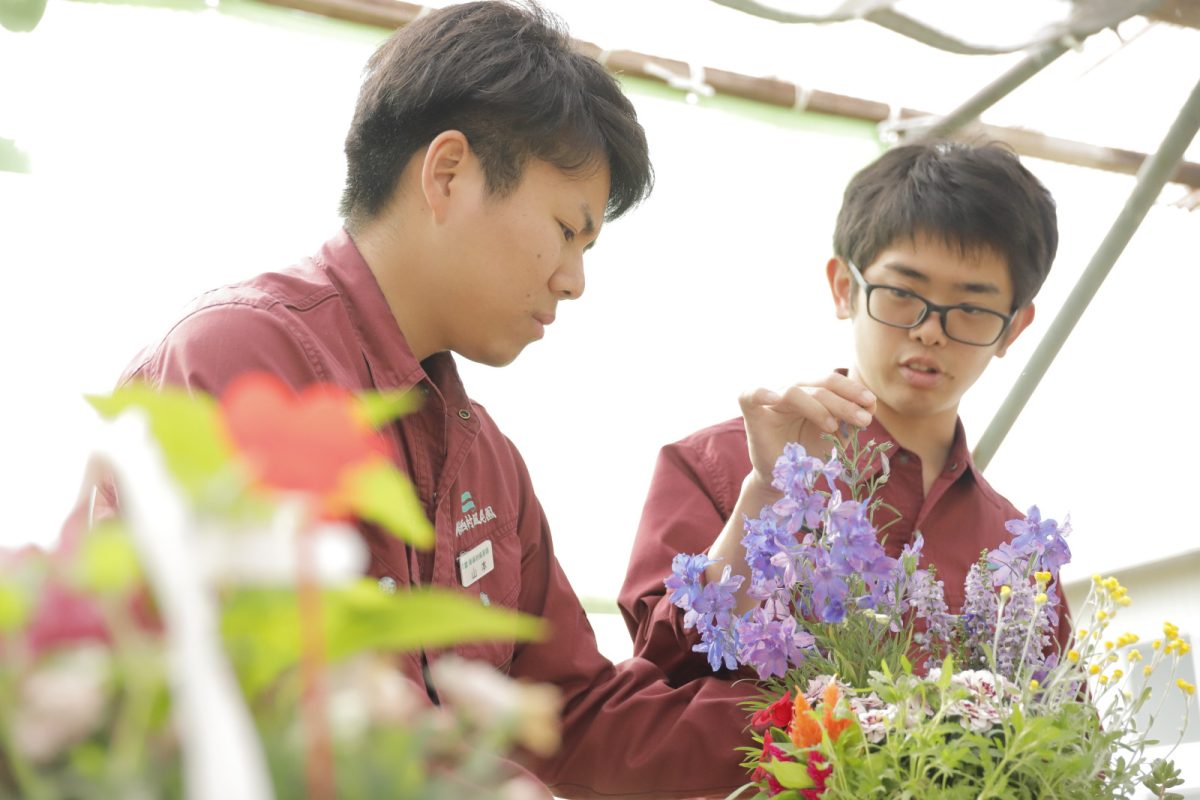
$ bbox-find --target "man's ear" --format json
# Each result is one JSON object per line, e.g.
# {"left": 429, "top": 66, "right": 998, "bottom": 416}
{"left": 827, "top": 257, "right": 854, "bottom": 320}
{"left": 420, "top": 130, "right": 471, "bottom": 224}
{"left": 995, "top": 303, "right": 1035, "bottom": 358}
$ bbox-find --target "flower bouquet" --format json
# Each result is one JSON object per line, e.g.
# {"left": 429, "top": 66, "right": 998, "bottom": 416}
{"left": 0, "top": 373, "right": 553, "bottom": 800}
{"left": 667, "top": 434, "right": 1191, "bottom": 799}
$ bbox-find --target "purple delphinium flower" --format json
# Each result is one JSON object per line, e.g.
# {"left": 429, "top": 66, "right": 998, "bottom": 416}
{"left": 689, "top": 564, "right": 744, "bottom": 627}
{"left": 993, "top": 577, "right": 1055, "bottom": 680}
{"left": 986, "top": 540, "right": 1028, "bottom": 589}
{"left": 1005, "top": 506, "right": 1072, "bottom": 573}
{"left": 736, "top": 608, "right": 814, "bottom": 679}
{"left": 900, "top": 533, "right": 925, "bottom": 576}
{"left": 809, "top": 560, "right": 849, "bottom": 624}
{"left": 823, "top": 493, "right": 899, "bottom": 610}
{"left": 773, "top": 487, "right": 827, "bottom": 534}
{"left": 906, "top": 568, "right": 954, "bottom": 649}
{"left": 694, "top": 613, "right": 740, "bottom": 672}
{"left": 961, "top": 562, "right": 998, "bottom": 664}
{"left": 665, "top": 552, "right": 716, "bottom": 613}
{"left": 771, "top": 442, "right": 825, "bottom": 496}
{"left": 742, "top": 511, "right": 795, "bottom": 597}
{"left": 818, "top": 457, "right": 843, "bottom": 492}
{"left": 681, "top": 564, "right": 747, "bottom": 671}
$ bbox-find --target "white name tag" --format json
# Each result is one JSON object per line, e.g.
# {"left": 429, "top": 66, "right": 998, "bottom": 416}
{"left": 457, "top": 539, "right": 495, "bottom": 588}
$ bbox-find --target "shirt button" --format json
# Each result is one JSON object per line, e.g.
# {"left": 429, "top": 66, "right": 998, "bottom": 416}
{"left": 897, "top": 453, "right": 911, "bottom": 465}
{"left": 458, "top": 409, "right": 471, "bottom": 420}
{"left": 378, "top": 576, "right": 397, "bottom": 595}
{"left": 479, "top": 592, "right": 491, "bottom": 607}
{"left": 948, "top": 462, "right": 959, "bottom": 472}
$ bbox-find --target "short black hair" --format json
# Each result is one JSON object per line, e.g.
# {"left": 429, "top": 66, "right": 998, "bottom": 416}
{"left": 833, "top": 141, "right": 1058, "bottom": 309}
{"left": 340, "top": 1, "right": 652, "bottom": 228}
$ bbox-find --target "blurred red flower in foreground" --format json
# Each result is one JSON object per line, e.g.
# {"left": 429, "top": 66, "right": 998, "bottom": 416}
{"left": 218, "top": 373, "right": 391, "bottom": 507}
{"left": 751, "top": 690, "right": 795, "bottom": 730}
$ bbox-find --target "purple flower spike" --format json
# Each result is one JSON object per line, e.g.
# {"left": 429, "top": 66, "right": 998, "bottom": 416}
{"left": 1005, "top": 506, "right": 1072, "bottom": 573}
{"left": 737, "top": 609, "right": 814, "bottom": 679}
{"left": 665, "top": 552, "right": 716, "bottom": 612}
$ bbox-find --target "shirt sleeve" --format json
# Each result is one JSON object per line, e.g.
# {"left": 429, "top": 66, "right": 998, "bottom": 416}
{"left": 504, "top": 443, "right": 757, "bottom": 799}
{"left": 617, "top": 436, "right": 747, "bottom": 685}
{"left": 123, "top": 301, "right": 329, "bottom": 395}
{"left": 90, "top": 302, "right": 329, "bottom": 520}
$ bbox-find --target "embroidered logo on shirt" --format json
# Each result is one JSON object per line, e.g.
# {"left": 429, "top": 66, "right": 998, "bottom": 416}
{"left": 455, "top": 489, "right": 496, "bottom": 536}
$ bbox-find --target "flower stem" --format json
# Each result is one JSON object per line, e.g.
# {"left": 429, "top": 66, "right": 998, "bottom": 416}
{"left": 294, "top": 505, "right": 335, "bottom": 800}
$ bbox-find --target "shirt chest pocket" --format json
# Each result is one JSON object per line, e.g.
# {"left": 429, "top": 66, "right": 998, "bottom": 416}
{"left": 450, "top": 516, "right": 521, "bottom": 671}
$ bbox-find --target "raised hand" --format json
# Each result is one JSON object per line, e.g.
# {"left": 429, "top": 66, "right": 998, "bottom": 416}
{"left": 738, "top": 373, "right": 876, "bottom": 492}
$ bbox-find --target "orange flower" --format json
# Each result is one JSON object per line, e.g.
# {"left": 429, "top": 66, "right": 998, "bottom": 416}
{"left": 789, "top": 692, "right": 822, "bottom": 748}
{"left": 820, "top": 683, "right": 853, "bottom": 743}
{"left": 218, "top": 373, "right": 391, "bottom": 503}
{"left": 788, "top": 683, "right": 854, "bottom": 749}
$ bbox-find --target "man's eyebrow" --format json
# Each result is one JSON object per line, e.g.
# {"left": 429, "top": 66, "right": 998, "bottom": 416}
{"left": 880, "top": 262, "right": 1001, "bottom": 295}
{"left": 580, "top": 204, "right": 600, "bottom": 251}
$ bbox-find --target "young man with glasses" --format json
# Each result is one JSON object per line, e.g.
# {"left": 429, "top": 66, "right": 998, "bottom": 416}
{"left": 619, "top": 141, "right": 1069, "bottom": 683}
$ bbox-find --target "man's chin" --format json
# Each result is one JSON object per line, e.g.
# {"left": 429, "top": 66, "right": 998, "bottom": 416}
{"left": 460, "top": 343, "right": 525, "bottom": 368}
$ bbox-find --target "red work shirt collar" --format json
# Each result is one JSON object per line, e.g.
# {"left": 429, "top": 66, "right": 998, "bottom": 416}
{"left": 313, "top": 228, "right": 470, "bottom": 413}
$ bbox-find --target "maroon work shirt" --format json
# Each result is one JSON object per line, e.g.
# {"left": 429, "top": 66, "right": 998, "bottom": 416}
{"left": 618, "top": 416, "right": 1071, "bottom": 684}
{"left": 107, "top": 230, "right": 755, "bottom": 799}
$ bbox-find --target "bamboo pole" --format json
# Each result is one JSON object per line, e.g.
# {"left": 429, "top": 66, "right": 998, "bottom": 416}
{"left": 973, "top": 72, "right": 1200, "bottom": 469}
{"left": 251, "top": 0, "right": 1200, "bottom": 190}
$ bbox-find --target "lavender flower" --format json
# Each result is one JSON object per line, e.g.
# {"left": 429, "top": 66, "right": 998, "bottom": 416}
{"left": 899, "top": 533, "right": 925, "bottom": 576}
{"left": 992, "top": 577, "right": 1055, "bottom": 680}
{"left": 664, "top": 553, "right": 715, "bottom": 613}
{"left": 741, "top": 511, "right": 796, "bottom": 598}
{"left": 1004, "top": 506, "right": 1072, "bottom": 573}
{"left": 961, "top": 562, "right": 998, "bottom": 665}
{"left": 690, "top": 564, "right": 744, "bottom": 626}
{"left": 693, "top": 614, "right": 740, "bottom": 672}
{"left": 771, "top": 443, "right": 825, "bottom": 496}
{"left": 986, "top": 540, "right": 1028, "bottom": 589}
{"left": 809, "top": 560, "right": 849, "bottom": 624}
{"left": 772, "top": 487, "right": 827, "bottom": 534}
{"left": 906, "top": 568, "right": 953, "bottom": 649}
{"left": 674, "top": 563, "right": 746, "bottom": 671}
{"left": 736, "top": 608, "right": 814, "bottom": 679}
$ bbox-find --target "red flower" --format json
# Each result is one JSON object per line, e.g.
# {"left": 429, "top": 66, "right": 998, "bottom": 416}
{"left": 24, "top": 579, "right": 110, "bottom": 655}
{"left": 751, "top": 690, "right": 794, "bottom": 730}
{"left": 799, "top": 751, "right": 833, "bottom": 799}
{"left": 218, "top": 373, "right": 391, "bottom": 505}
{"left": 751, "top": 729, "right": 793, "bottom": 797}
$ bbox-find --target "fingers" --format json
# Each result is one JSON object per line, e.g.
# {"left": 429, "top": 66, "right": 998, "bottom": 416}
{"left": 824, "top": 373, "right": 876, "bottom": 415}
{"left": 740, "top": 376, "right": 875, "bottom": 433}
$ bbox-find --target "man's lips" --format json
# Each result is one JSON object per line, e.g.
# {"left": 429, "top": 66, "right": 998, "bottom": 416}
{"left": 898, "top": 356, "right": 946, "bottom": 389}
{"left": 532, "top": 312, "right": 555, "bottom": 326}
{"left": 900, "top": 356, "right": 941, "bottom": 375}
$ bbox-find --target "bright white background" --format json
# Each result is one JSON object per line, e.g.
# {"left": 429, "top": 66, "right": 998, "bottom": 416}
{"left": 2, "top": 0, "right": 1198, "bottom": 605}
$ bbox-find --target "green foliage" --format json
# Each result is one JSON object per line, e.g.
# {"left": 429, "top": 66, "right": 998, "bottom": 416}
{"left": 76, "top": 521, "right": 142, "bottom": 596}
{"left": 1142, "top": 758, "right": 1186, "bottom": 800}
{"left": 221, "top": 580, "right": 546, "bottom": 695}
{"left": 343, "top": 460, "right": 434, "bottom": 548}
{"left": 0, "top": 0, "right": 47, "bottom": 32}
{"left": 87, "top": 385, "right": 233, "bottom": 503}
{"left": 355, "top": 389, "right": 422, "bottom": 429}
{"left": 1, "top": 375, "right": 555, "bottom": 797}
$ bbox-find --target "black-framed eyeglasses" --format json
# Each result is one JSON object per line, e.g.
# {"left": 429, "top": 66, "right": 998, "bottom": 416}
{"left": 845, "top": 260, "right": 1013, "bottom": 347}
